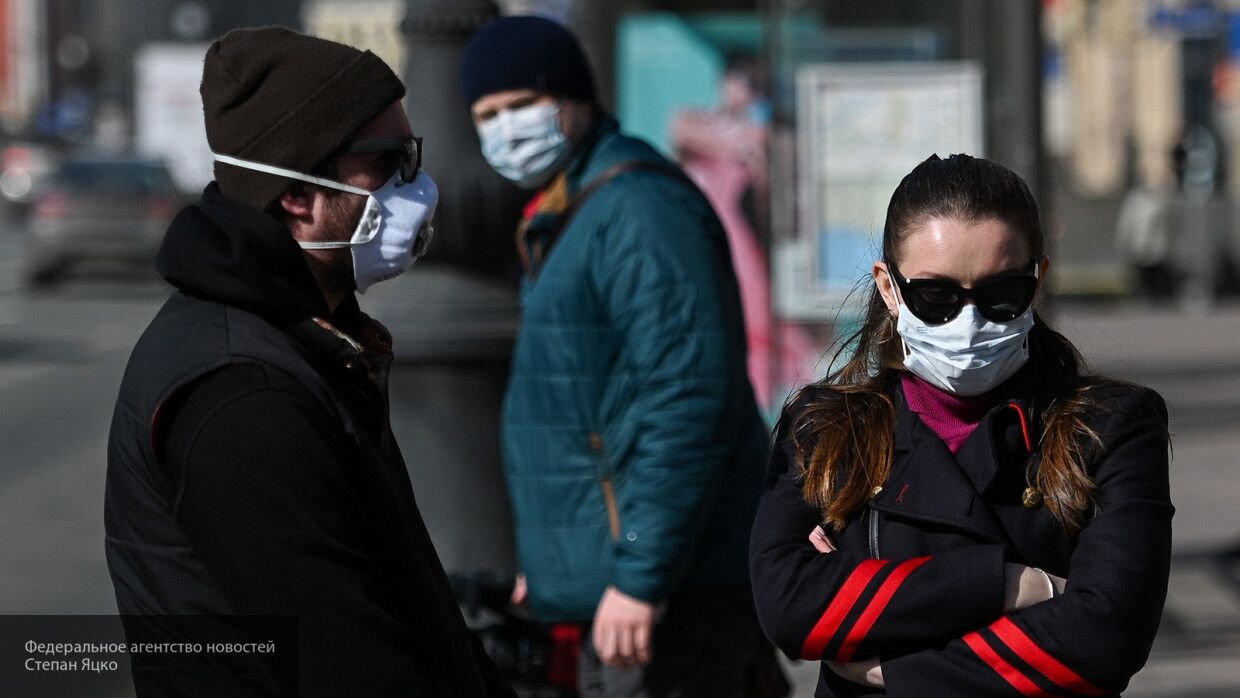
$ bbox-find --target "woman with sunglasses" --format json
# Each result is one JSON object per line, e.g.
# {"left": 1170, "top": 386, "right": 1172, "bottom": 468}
{"left": 750, "top": 154, "right": 1172, "bottom": 696}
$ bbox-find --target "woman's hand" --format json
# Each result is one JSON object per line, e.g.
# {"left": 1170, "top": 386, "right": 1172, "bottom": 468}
{"left": 809, "top": 525, "right": 837, "bottom": 553}
{"left": 826, "top": 657, "right": 884, "bottom": 688}
{"left": 1003, "top": 563, "right": 1068, "bottom": 612}
{"left": 811, "top": 528, "right": 887, "bottom": 687}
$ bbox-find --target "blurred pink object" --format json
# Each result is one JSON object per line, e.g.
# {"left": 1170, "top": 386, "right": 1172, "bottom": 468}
{"left": 673, "top": 110, "right": 817, "bottom": 410}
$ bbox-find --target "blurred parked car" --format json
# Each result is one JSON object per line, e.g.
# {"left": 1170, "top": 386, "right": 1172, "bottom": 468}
{"left": 25, "top": 156, "right": 183, "bottom": 287}
{"left": 0, "top": 141, "right": 59, "bottom": 217}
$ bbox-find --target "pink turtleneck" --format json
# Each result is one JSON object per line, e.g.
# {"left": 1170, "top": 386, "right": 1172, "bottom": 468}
{"left": 900, "top": 372, "right": 997, "bottom": 454}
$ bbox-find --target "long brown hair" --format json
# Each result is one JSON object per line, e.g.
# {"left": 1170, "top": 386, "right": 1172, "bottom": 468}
{"left": 793, "top": 154, "right": 1108, "bottom": 535}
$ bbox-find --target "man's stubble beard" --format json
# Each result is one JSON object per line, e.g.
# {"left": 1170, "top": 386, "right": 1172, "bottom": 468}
{"left": 310, "top": 189, "right": 365, "bottom": 297}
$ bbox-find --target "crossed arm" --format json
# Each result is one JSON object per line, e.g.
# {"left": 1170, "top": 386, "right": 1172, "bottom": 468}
{"left": 750, "top": 387, "right": 1171, "bottom": 696}
{"left": 808, "top": 526, "right": 1066, "bottom": 689}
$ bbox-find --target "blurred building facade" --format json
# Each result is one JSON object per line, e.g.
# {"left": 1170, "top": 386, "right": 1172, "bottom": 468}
{"left": 0, "top": 0, "right": 301, "bottom": 144}
{"left": 1044, "top": 0, "right": 1240, "bottom": 298}
{"left": 1045, "top": 0, "right": 1224, "bottom": 196}
{"left": 304, "top": 0, "right": 406, "bottom": 83}
{"left": 0, "top": 0, "right": 45, "bottom": 134}
{"left": 3, "top": 0, "right": 1220, "bottom": 565}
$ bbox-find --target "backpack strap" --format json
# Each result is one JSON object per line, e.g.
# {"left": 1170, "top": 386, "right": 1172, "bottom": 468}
{"left": 519, "top": 160, "right": 698, "bottom": 278}
{"left": 556, "top": 160, "right": 697, "bottom": 235}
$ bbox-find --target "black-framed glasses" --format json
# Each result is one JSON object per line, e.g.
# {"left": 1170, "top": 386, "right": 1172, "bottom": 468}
{"left": 887, "top": 258, "right": 1042, "bottom": 324}
{"left": 344, "top": 136, "right": 423, "bottom": 183}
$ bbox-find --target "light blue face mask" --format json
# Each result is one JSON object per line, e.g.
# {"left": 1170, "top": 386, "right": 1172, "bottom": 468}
{"left": 476, "top": 102, "right": 571, "bottom": 189}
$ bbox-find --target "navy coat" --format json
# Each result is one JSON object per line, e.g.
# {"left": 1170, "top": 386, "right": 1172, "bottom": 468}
{"left": 750, "top": 365, "right": 1173, "bottom": 697}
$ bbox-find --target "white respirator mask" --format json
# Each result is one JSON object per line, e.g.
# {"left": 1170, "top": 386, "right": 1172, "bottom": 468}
{"left": 214, "top": 153, "right": 438, "bottom": 293}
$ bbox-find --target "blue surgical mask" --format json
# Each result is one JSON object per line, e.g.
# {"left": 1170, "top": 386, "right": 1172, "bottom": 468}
{"left": 476, "top": 102, "right": 571, "bottom": 189}
{"left": 894, "top": 297, "right": 1034, "bottom": 397}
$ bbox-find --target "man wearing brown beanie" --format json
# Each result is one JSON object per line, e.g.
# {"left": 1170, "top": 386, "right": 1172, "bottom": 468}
{"left": 105, "top": 27, "right": 514, "bottom": 697}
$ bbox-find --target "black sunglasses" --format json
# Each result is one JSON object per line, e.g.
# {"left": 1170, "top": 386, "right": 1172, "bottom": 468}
{"left": 887, "top": 258, "right": 1042, "bottom": 324}
{"left": 343, "top": 136, "right": 423, "bottom": 183}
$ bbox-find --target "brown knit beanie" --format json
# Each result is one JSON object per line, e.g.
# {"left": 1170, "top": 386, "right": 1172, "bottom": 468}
{"left": 200, "top": 27, "right": 406, "bottom": 209}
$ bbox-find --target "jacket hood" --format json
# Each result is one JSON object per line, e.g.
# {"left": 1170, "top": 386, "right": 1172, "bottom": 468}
{"left": 156, "top": 183, "right": 330, "bottom": 320}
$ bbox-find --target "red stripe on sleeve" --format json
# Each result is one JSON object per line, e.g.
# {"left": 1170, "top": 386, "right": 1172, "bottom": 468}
{"left": 990, "top": 617, "right": 1106, "bottom": 695}
{"left": 799, "top": 559, "right": 890, "bottom": 660}
{"left": 835, "top": 556, "right": 932, "bottom": 661}
{"left": 963, "top": 631, "right": 1051, "bottom": 697}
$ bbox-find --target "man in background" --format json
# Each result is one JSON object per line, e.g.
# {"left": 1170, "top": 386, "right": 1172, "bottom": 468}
{"left": 461, "top": 15, "right": 781, "bottom": 697}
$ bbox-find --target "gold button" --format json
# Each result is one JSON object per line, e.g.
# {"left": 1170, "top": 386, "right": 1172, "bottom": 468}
{"left": 588, "top": 433, "right": 604, "bottom": 451}
{"left": 344, "top": 361, "right": 355, "bottom": 371}
{"left": 1022, "top": 487, "right": 1043, "bottom": 509}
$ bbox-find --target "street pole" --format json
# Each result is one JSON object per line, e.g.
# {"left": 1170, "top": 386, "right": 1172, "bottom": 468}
{"left": 393, "top": 0, "right": 522, "bottom": 581}
{"left": 402, "top": 0, "right": 523, "bottom": 276}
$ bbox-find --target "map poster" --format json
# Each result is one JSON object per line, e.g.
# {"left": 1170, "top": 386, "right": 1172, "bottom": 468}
{"left": 777, "top": 62, "right": 983, "bottom": 320}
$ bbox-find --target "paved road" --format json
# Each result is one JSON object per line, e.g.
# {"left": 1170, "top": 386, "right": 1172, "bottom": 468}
{"left": 1058, "top": 305, "right": 1240, "bottom": 697}
{"left": 1, "top": 227, "right": 1237, "bottom": 695}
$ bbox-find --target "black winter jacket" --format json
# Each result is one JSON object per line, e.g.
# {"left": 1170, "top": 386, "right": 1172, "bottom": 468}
{"left": 105, "top": 185, "right": 514, "bottom": 697}
{"left": 750, "top": 365, "right": 1173, "bottom": 697}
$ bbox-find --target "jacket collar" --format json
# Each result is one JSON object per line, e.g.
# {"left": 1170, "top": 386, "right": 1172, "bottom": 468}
{"left": 892, "top": 361, "right": 1050, "bottom": 457}
{"left": 564, "top": 113, "right": 622, "bottom": 196}
{"left": 159, "top": 185, "right": 395, "bottom": 384}
{"left": 286, "top": 294, "right": 395, "bottom": 390}
{"left": 158, "top": 184, "right": 331, "bottom": 320}
{"left": 880, "top": 363, "right": 1055, "bottom": 542}
{"left": 516, "top": 114, "right": 622, "bottom": 278}
{"left": 880, "top": 389, "right": 1005, "bottom": 542}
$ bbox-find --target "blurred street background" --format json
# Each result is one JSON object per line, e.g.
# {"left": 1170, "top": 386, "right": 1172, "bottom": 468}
{"left": 1, "top": 0, "right": 1239, "bottom": 696}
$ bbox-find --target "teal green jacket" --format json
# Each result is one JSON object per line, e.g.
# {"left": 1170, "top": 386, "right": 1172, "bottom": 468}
{"left": 502, "top": 117, "right": 769, "bottom": 622}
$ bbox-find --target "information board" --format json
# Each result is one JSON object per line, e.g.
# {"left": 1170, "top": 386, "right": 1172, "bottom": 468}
{"left": 776, "top": 62, "right": 984, "bottom": 320}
